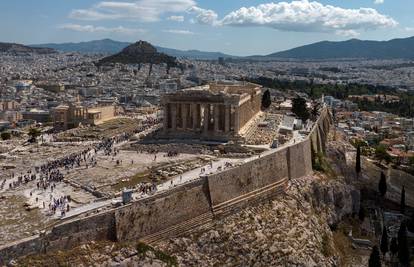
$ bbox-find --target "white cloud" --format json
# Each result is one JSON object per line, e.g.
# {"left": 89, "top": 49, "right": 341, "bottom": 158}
{"left": 59, "top": 24, "right": 146, "bottom": 35}
{"left": 187, "top": 6, "right": 219, "bottom": 26}
{"left": 374, "top": 0, "right": 384, "bottom": 4}
{"left": 163, "top": 29, "right": 195, "bottom": 35}
{"left": 189, "top": 0, "right": 397, "bottom": 36}
{"left": 167, "top": 15, "right": 185, "bottom": 22}
{"left": 70, "top": 0, "right": 195, "bottom": 22}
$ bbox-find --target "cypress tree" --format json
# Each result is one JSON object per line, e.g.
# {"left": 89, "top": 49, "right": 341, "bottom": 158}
{"left": 261, "top": 89, "right": 271, "bottom": 109}
{"left": 401, "top": 186, "right": 406, "bottom": 214}
{"left": 292, "top": 97, "right": 310, "bottom": 122}
{"left": 398, "top": 220, "right": 410, "bottom": 266}
{"left": 378, "top": 171, "right": 387, "bottom": 197}
{"left": 380, "top": 226, "right": 389, "bottom": 256}
{"left": 356, "top": 145, "right": 361, "bottom": 177}
{"left": 369, "top": 245, "right": 381, "bottom": 267}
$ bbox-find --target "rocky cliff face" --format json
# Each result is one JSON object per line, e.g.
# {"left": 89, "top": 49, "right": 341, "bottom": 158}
{"left": 158, "top": 174, "right": 360, "bottom": 266}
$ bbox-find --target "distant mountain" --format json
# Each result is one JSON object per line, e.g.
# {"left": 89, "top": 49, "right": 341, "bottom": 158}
{"left": 31, "top": 39, "right": 130, "bottom": 54}
{"left": 31, "top": 39, "right": 236, "bottom": 60}
{"left": 0, "top": 42, "right": 55, "bottom": 54}
{"left": 97, "top": 40, "right": 177, "bottom": 66}
{"left": 31, "top": 36, "right": 414, "bottom": 60}
{"left": 264, "top": 37, "right": 414, "bottom": 60}
{"left": 155, "top": 47, "right": 236, "bottom": 60}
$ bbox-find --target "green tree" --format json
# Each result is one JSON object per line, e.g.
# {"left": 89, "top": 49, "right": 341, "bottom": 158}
{"left": 398, "top": 220, "right": 410, "bottom": 266}
{"left": 369, "top": 246, "right": 381, "bottom": 267}
{"left": 292, "top": 96, "right": 310, "bottom": 122}
{"left": 356, "top": 145, "right": 361, "bottom": 177}
{"left": 375, "top": 145, "right": 391, "bottom": 164}
{"left": 1, "top": 131, "right": 11, "bottom": 140}
{"left": 28, "top": 128, "right": 41, "bottom": 143}
{"left": 378, "top": 172, "right": 387, "bottom": 197}
{"left": 261, "top": 89, "right": 271, "bottom": 109}
{"left": 401, "top": 186, "right": 406, "bottom": 214}
{"left": 311, "top": 102, "right": 321, "bottom": 120}
{"left": 380, "top": 225, "right": 389, "bottom": 256}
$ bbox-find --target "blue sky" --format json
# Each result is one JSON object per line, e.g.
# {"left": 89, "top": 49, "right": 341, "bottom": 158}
{"left": 0, "top": 0, "right": 413, "bottom": 55}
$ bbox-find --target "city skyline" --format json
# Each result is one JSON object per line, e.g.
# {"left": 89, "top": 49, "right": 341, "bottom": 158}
{"left": 1, "top": 0, "right": 414, "bottom": 55}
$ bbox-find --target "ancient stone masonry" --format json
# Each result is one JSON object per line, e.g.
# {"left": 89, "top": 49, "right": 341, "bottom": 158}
{"left": 53, "top": 101, "right": 117, "bottom": 130}
{"left": 0, "top": 108, "right": 332, "bottom": 264}
{"left": 160, "top": 82, "right": 262, "bottom": 140}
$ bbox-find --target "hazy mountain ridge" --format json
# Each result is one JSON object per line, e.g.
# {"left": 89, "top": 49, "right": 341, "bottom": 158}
{"left": 0, "top": 42, "right": 55, "bottom": 54}
{"left": 29, "top": 36, "right": 414, "bottom": 60}
{"left": 31, "top": 39, "right": 236, "bottom": 60}
{"left": 264, "top": 37, "right": 414, "bottom": 59}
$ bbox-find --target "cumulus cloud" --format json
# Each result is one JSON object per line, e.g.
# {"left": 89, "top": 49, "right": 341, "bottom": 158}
{"left": 70, "top": 0, "right": 195, "bottom": 22}
{"left": 187, "top": 6, "right": 219, "bottom": 26}
{"left": 59, "top": 24, "right": 146, "bottom": 35}
{"left": 163, "top": 29, "right": 195, "bottom": 35}
{"left": 189, "top": 0, "right": 397, "bottom": 36}
{"left": 167, "top": 15, "right": 185, "bottom": 22}
{"left": 374, "top": 0, "right": 384, "bottom": 4}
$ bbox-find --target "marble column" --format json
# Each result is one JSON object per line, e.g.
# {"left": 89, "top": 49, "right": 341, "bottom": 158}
{"left": 224, "top": 105, "right": 230, "bottom": 133}
{"left": 171, "top": 103, "right": 177, "bottom": 131}
{"left": 163, "top": 103, "right": 168, "bottom": 132}
{"left": 186, "top": 103, "right": 191, "bottom": 128}
{"left": 214, "top": 104, "right": 220, "bottom": 133}
{"left": 182, "top": 103, "right": 187, "bottom": 129}
{"left": 192, "top": 103, "right": 199, "bottom": 130}
{"left": 203, "top": 104, "right": 209, "bottom": 134}
{"left": 234, "top": 106, "right": 240, "bottom": 133}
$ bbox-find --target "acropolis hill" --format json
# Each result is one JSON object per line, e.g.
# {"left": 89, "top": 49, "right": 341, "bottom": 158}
{"left": 0, "top": 80, "right": 335, "bottom": 265}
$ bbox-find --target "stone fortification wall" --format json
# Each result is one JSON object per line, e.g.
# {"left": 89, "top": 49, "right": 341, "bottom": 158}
{"left": 0, "top": 108, "right": 332, "bottom": 264}
{"left": 287, "top": 138, "right": 312, "bottom": 180}
{"left": 0, "top": 211, "right": 116, "bottom": 265}
{"left": 115, "top": 179, "right": 212, "bottom": 241}
{"left": 309, "top": 107, "right": 332, "bottom": 155}
{"left": 207, "top": 148, "right": 288, "bottom": 207}
{"left": 46, "top": 210, "right": 116, "bottom": 250}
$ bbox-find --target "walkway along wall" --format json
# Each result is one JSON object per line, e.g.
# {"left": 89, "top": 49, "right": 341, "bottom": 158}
{"left": 0, "top": 108, "right": 332, "bottom": 264}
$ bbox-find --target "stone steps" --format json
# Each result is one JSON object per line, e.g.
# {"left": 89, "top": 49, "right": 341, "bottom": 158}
{"left": 139, "top": 212, "right": 213, "bottom": 245}
{"left": 212, "top": 178, "right": 288, "bottom": 218}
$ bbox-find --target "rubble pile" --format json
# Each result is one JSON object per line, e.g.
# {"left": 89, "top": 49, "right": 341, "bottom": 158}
{"left": 155, "top": 158, "right": 209, "bottom": 179}
{"left": 245, "top": 113, "right": 281, "bottom": 145}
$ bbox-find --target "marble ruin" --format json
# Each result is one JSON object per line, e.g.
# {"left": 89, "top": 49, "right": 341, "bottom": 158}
{"left": 52, "top": 101, "right": 116, "bottom": 130}
{"left": 161, "top": 82, "right": 262, "bottom": 140}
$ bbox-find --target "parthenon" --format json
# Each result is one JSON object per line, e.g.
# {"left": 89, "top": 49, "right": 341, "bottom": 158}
{"left": 161, "top": 82, "right": 262, "bottom": 140}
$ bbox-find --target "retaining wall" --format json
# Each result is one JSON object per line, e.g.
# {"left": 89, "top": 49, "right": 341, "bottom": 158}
{"left": 0, "top": 210, "right": 116, "bottom": 264}
{"left": 115, "top": 179, "right": 212, "bottom": 241}
{"left": 207, "top": 148, "right": 288, "bottom": 207}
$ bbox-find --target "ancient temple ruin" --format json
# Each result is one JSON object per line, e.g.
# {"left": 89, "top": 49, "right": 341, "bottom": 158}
{"left": 161, "top": 82, "right": 262, "bottom": 140}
